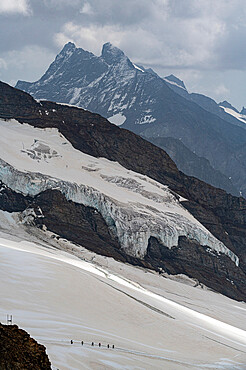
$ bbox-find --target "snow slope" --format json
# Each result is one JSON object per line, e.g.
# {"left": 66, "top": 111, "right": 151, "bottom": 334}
{"left": 163, "top": 78, "right": 187, "bottom": 91}
{"left": 220, "top": 106, "right": 246, "bottom": 124}
{"left": 0, "top": 118, "right": 238, "bottom": 263}
{"left": 0, "top": 218, "right": 245, "bottom": 370}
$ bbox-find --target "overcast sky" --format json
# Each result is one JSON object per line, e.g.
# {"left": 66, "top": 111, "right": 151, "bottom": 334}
{"left": 0, "top": 0, "right": 245, "bottom": 109}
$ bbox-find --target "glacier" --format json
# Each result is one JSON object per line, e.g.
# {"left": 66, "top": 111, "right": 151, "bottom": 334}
{"left": 0, "top": 118, "right": 239, "bottom": 265}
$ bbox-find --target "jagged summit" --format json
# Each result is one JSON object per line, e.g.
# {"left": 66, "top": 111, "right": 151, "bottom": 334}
{"left": 164, "top": 74, "right": 187, "bottom": 90}
{"left": 58, "top": 41, "right": 131, "bottom": 65}
{"left": 55, "top": 41, "right": 95, "bottom": 62}
{"left": 101, "top": 42, "right": 133, "bottom": 68}
{"left": 219, "top": 100, "right": 239, "bottom": 113}
{"left": 241, "top": 106, "right": 246, "bottom": 115}
{"left": 54, "top": 41, "right": 77, "bottom": 61}
{"left": 101, "top": 42, "right": 124, "bottom": 59}
{"left": 61, "top": 41, "right": 76, "bottom": 51}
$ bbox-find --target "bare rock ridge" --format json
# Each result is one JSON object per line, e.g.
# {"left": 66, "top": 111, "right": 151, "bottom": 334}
{"left": 0, "top": 323, "right": 51, "bottom": 370}
{"left": 0, "top": 81, "right": 246, "bottom": 301}
{"left": 15, "top": 42, "right": 246, "bottom": 197}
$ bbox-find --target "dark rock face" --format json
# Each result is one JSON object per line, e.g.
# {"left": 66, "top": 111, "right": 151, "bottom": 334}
{"left": 0, "top": 81, "right": 246, "bottom": 301}
{"left": 0, "top": 181, "right": 32, "bottom": 212}
{"left": 0, "top": 323, "right": 51, "bottom": 370}
{"left": 32, "top": 189, "right": 137, "bottom": 263}
{"left": 146, "top": 236, "right": 246, "bottom": 301}
{"left": 15, "top": 43, "right": 246, "bottom": 196}
{"left": 0, "top": 183, "right": 151, "bottom": 268}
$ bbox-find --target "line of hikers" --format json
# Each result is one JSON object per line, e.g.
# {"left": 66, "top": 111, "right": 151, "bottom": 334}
{"left": 70, "top": 339, "right": 114, "bottom": 349}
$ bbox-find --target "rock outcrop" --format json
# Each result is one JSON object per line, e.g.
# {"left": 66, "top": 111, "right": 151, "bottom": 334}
{"left": 0, "top": 323, "right": 51, "bottom": 370}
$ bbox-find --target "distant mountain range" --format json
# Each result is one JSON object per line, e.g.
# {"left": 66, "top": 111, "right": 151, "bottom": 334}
{"left": 16, "top": 42, "right": 246, "bottom": 197}
{"left": 163, "top": 75, "right": 246, "bottom": 128}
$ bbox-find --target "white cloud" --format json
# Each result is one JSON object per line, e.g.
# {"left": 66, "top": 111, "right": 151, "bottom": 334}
{"left": 43, "top": 0, "right": 81, "bottom": 8}
{"left": 0, "top": 58, "right": 7, "bottom": 70}
{"left": 214, "top": 84, "right": 230, "bottom": 97}
{"left": 0, "top": 0, "right": 31, "bottom": 15}
{"left": 53, "top": 13, "right": 225, "bottom": 70}
{"left": 52, "top": 0, "right": 238, "bottom": 71}
{"left": 80, "top": 2, "right": 93, "bottom": 15}
{"left": 54, "top": 23, "right": 126, "bottom": 56}
{"left": 0, "top": 45, "right": 54, "bottom": 84}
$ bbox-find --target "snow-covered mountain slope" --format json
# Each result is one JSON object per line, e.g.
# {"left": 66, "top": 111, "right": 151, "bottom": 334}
{"left": 0, "top": 225, "right": 246, "bottom": 369}
{"left": 163, "top": 75, "right": 187, "bottom": 90}
{"left": 0, "top": 118, "right": 237, "bottom": 263}
{"left": 220, "top": 105, "right": 246, "bottom": 124}
{"left": 15, "top": 43, "right": 246, "bottom": 197}
{"left": 219, "top": 100, "right": 239, "bottom": 113}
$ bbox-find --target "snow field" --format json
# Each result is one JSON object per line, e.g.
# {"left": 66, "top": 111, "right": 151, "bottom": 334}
{"left": 0, "top": 221, "right": 245, "bottom": 369}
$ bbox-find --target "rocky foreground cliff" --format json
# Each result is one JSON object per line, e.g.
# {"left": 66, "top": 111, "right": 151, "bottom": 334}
{"left": 0, "top": 323, "right": 51, "bottom": 369}
{"left": 0, "top": 81, "right": 246, "bottom": 301}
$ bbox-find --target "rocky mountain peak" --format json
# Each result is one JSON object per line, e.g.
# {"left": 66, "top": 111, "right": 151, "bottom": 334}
{"left": 62, "top": 41, "right": 76, "bottom": 51}
{"left": 219, "top": 100, "right": 239, "bottom": 113}
{"left": 55, "top": 41, "right": 95, "bottom": 63}
{"left": 241, "top": 106, "right": 246, "bottom": 115}
{"left": 164, "top": 74, "right": 187, "bottom": 90}
{"left": 101, "top": 42, "right": 131, "bottom": 66}
{"left": 56, "top": 41, "right": 76, "bottom": 58}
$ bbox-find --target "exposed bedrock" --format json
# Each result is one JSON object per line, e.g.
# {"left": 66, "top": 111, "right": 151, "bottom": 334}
{"left": 30, "top": 189, "right": 141, "bottom": 264}
{"left": 0, "top": 323, "right": 51, "bottom": 370}
{"left": 146, "top": 236, "right": 246, "bottom": 301}
{"left": 0, "top": 181, "right": 32, "bottom": 212}
{"left": 0, "top": 182, "right": 150, "bottom": 267}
